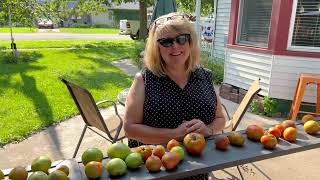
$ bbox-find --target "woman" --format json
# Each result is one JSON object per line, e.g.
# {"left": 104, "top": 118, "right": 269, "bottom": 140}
{"left": 123, "top": 13, "right": 226, "bottom": 179}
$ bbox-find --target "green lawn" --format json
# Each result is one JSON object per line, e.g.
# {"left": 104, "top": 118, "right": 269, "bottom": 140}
{"left": 0, "top": 27, "right": 118, "bottom": 34}
{"left": 0, "top": 40, "right": 144, "bottom": 146}
{"left": 0, "top": 40, "right": 123, "bottom": 49}
{"left": 59, "top": 28, "right": 118, "bottom": 34}
{"left": 0, "top": 27, "right": 38, "bottom": 33}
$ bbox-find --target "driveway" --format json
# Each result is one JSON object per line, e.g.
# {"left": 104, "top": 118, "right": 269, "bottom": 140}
{"left": 0, "top": 33, "right": 131, "bottom": 41}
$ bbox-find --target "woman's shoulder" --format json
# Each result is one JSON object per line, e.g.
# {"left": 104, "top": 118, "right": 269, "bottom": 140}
{"left": 135, "top": 68, "right": 156, "bottom": 83}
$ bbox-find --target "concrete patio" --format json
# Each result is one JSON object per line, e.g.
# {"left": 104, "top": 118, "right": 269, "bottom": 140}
{"left": 0, "top": 59, "right": 319, "bottom": 179}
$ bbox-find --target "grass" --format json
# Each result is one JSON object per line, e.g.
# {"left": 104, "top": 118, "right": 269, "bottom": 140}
{"left": 0, "top": 27, "right": 118, "bottom": 34}
{"left": 0, "top": 27, "right": 38, "bottom": 33}
{"left": 0, "top": 40, "right": 141, "bottom": 146}
{"left": 59, "top": 28, "right": 118, "bottom": 34}
{"left": 0, "top": 40, "right": 124, "bottom": 49}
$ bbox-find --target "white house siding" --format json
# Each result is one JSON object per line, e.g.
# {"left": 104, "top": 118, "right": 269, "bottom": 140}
{"left": 269, "top": 55, "right": 320, "bottom": 103}
{"left": 91, "top": 11, "right": 115, "bottom": 27}
{"left": 224, "top": 48, "right": 273, "bottom": 96}
{"left": 212, "top": 0, "right": 231, "bottom": 59}
{"left": 224, "top": 48, "right": 320, "bottom": 103}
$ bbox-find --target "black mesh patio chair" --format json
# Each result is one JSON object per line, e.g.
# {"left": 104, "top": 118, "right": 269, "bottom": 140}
{"left": 220, "top": 79, "right": 261, "bottom": 180}
{"left": 61, "top": 78, "right": 125, "bottom": 158}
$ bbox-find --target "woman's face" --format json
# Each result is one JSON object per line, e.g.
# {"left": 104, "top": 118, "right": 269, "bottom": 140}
{"left": 158, "top": 31, "right": 191, "bottom": 69}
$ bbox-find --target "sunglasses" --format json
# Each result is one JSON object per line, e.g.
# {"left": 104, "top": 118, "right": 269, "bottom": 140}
{"left": 157, "top": 34, "right": 191, "bottom": 47}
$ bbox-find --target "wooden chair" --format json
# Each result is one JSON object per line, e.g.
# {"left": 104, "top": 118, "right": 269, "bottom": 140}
{"left": 288, "top": 73, "right": 320, "bottom": 121}
{"left": 61, "top": 79, "right": 126, "bottom": 158}
{"left": 222, "top": 79, "right": 261, "bottom": 133}
{"left": 220, "top": 79, "right": 261, "bottom": 180}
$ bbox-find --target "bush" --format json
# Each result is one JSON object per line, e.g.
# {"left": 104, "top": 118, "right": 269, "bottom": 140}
{"left": 201, "top": 52, "right": 224, "bottom": 84}
{"left": 249, "top": 96, "right": 278, "bottom": 117}
{"left": 249, "top": 99, "right": 264, "bottom": 115}
{"left": 70, "top": 23, "right": 91, "bottom": 28}
{"left": 263, "top": 96, "right": 278, "bottom": 117}
{"left": 0, "top": 51, "right": 42, "bottom": 64}
{"left": 131, "top": 41, "right": 146, "bottom": 69}
{"left": 92, "top": 24, "right": 112, "bottom": 28}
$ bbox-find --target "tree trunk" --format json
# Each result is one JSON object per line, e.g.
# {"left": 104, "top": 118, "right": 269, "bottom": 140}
{"left": 139, "top": 0, "right": 148, "bottom": 40}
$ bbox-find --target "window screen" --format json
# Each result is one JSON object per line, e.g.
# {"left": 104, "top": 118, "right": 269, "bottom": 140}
{"left": 237, "top": 0, "right": 273, "bottom": 47}
{"left": 291, "top": 0, "right": 320, "bottom": 48}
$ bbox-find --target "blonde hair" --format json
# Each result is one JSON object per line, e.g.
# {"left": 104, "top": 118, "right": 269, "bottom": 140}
{"left": 144, "top": 12, "right": 201, "bottom": 76}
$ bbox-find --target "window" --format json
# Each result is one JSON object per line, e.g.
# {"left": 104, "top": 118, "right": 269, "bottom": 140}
{"left": 288, "top": 0, "right": 320, "bottom": 52}
{"left": 237, "top": 0, "right": 273, "bottom": 47}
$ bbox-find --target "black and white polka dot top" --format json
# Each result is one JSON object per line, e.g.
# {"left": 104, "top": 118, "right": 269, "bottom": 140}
{"left": 128, "top": 67, "right": 217, "bottom": 148}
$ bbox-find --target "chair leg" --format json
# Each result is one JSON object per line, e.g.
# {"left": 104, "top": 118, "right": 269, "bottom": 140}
{"left": 317, "top": 84, "right": 320, "bottom": 116}
{"left": 289, "top": 80, "right": 306, "bottom": 121}
{"left": 73, "top": 125, "right": 88, "bottom": 158}
{"left": 237, "top": 165, "right": 244, "bottom": 180}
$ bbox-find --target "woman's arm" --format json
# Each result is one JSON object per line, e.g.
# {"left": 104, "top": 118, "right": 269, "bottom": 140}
{"left": 207, "top": 95, "right": 226, "bottom": 134}
{"left": 123, "top": 73, "right": 188, "bottom": 144}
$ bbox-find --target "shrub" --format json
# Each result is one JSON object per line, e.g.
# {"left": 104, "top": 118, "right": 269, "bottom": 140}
{"left": 92, "top": 24, "right": 112, "bottom": 28}
{"left": 0, "top": 51, "right": 42, "bottom": 64}
{"left": 70, "top": 23, "right": 91, "bottom": 28}
{"left": 131, "top": 40, "right": 146, "bottom": 69}
{"left": 263, "top": 96, "right": 278, "bottom": 117}
{"left": 201, "top": 52, "right": 224, "bottom": 84}
{"left": 249, "top": 99, "right": 264, "bottom": 115}
{"left": 249, "top": 96, "right": 278, "bottom": 117}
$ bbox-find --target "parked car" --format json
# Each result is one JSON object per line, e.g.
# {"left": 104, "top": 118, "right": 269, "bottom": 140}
{"left": 119, "top": 19, "right": 140, "bottom": 40}
{"left": 37, "top": 18, "right": 54, "bottom": 29}
{"left": 119, "top": 14, "right": 152, "bottom": 40}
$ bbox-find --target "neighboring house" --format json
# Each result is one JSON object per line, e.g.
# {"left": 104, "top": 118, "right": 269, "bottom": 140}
{"left": 92, "top": 2, "right": 142, "bottom": 28}
{"left": 61, "top": 1, "right": 152, "bottom": 28}
{"left": 222, "top": 0, "right": 320, "bottom": 104}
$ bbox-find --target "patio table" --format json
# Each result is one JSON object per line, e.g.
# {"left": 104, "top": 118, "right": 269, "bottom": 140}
{"left": 2, "top": 120, "right": 320, "bottom": 179}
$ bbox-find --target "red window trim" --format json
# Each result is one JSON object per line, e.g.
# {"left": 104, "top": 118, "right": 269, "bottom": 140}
{"left": 227, "top": 0, "right": 320, "bottom": 59}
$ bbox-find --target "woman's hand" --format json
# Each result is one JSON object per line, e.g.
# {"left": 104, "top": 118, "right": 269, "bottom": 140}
{"left": 185, "top": 119, "right": 213, "bottom": 137}
{"left": 173, "top": 121, "right": 190, "bottom": 140}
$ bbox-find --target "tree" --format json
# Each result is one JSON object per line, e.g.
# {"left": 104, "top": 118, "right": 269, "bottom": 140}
{"left": 108, "top": 0, "right": 154, "bottom": 40}
{"left": 0, "top": 0, "right": 55, "bottom": 56}
{"left": 0, "top": 0, "right": 107, "bottom": 53}
{"left": 138, "top": 0, "right": 148, "bottom": 40}
{"left": 0, "top": 0, "right": 55, "bottom": 27}
{"left": 56, "top": 0, "right": 107, "bottom": 27}
{"left": 106, "top": 0, "right": 213, "bottom": 40}
{"left": 177, "top": 0, "right": 214, "bottom": 16}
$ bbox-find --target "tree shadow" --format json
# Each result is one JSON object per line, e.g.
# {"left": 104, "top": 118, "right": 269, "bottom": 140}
{"left": 18, "top": 73, "right": 63, "bottom": 156}
{"left": 70, "top": 41, "right": 135, "bottom": 65}
{"left": 0, "top": 51, "right": 63, "bottom": 156}
{"left": 0, "top": 51, "right": 44, "bottom": 99}
{"left": 19, "top": 73, "right": 54, "bottom": 126}
{"left": 64, "top": 41, "right": 135, "bottom": 92}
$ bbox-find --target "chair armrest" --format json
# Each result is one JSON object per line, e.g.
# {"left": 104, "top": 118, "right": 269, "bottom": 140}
{"left": 96, "top": 100, "right": 124, "bottom": 142}
{"left": 96, "top": 99, "right": 115, "bottom": 106}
